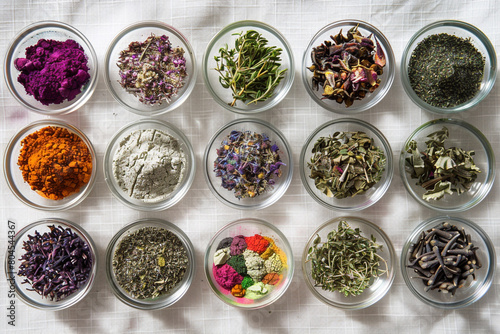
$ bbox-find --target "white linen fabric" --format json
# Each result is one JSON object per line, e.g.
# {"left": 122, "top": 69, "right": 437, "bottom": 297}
{"left": 1, "top": 0, "right": 499, "bottom": 333}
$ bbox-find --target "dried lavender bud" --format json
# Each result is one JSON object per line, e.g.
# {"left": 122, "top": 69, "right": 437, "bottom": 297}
{"left": 213, "top": 130, "right": 285, "bottom": 199}
{"left": 17, "top": 225, "right": 93, "bottom": 302}
{"left": 117, "top": 34, "right": 187, "bottom": 106}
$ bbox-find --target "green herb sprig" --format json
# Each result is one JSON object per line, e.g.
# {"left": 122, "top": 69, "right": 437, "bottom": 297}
{"left": 214, "top": 30, "right": 287, "bottom": 107}
{"left": 306, "top": 221, "right": 387, "bottom": 297}
{"left": 404, "top": 126, "right": 481, "bottom": 201}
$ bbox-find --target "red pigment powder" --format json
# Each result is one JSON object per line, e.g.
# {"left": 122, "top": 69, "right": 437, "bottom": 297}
{"left": 245, "top": 234, "right": 269, "bottom": 254}
{"left": 15, "top": 39, "right": 90, "bottom": 105}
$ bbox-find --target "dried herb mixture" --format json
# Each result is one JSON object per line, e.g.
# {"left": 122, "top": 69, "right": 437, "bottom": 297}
{"left": 306, "top": 221, "right": 387, "bottom": 297}
{"left": 307, "top": 24, "right": 386, "bottom": 107}
{"left": 408, "top": 33, "right": 485, "bottom": 108}
{"left": 112, "top": 226, "right": 188, "bottom": 299}
{"left": 213, "top": 130, "right": 285, "bottom": 199}
{"left": 117, "top": 34, "right": 187, "bottom": 105}
{"left": 404, "top": 126, "right": 481, "bottom": 201}
{"left": 307, "top": 131, "right": 386, "bottom": 199}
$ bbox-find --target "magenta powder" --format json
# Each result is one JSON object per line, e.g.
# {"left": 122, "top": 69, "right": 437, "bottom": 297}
{"left": 212, "top": 263, "right": 243, "bottom": 291}
{"left": 14, "top": 39, "right": 90, "bottom": 105}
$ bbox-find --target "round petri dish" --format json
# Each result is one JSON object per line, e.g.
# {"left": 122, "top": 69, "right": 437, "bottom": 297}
{"left": 103, "top": 118, "right": 195, "bottom": 211}
{"left": 204, "top": 218, "right": 294, "bottom": 309}
{"left": 3, "top": 119, "right": 97, "bottom": 211}
{"left": 104, "top": 21, "right": 197, "bottom": 116}
{"left": 401, "top": 216, "right": 495, "bottom": 308}
{"left": 4, "top": 20, "right": 98, "bottom": 115}
{"left": 401, "top": 20, "right": 497, "bottom": 114}
{"left": 202, "top": 20, "right": 294, "bottom": 114}
{"left": 302, "top": 19, "right": 395, "bottom": 114}
{"left": 203, "top": 118, "right": 293, "bottom": 210}
{"left": 106, "top": 218, "right": 195, "bottom": 310}
{"left": 5, "top": 218, "right": 97, "bottom": 310}
{"left": 302, "top": 216, "right": 396, "bottom": 309}
{"left": 399, "top": 118, "right": 495, "bottom": 212}
{"left": 300, "top": 118, "right": 393, "bottom": 211}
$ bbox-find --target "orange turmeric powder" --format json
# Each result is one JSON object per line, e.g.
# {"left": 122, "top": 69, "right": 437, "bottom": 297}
{"left": 18, "top": 126, "right": 92, "bottom": 200}
{"left": 231, "top": 284, "right": 245, "bottom": 298}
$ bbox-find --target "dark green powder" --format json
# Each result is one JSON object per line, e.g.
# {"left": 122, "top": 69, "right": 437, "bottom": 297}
{"left": 227, "top": 254, "right": 247, "bottom": 276}
{"left": 408, "top": 33, "right": 485, "bottom": 108}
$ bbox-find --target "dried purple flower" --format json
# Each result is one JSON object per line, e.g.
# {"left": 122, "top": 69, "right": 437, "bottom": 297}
{"left": 17, "top": 225, "right": 93, "bottom": 302}
{"left": 213, "top": 130, "right": 285, "bottom": 199}
{"left": 117, "top": 34, "right": 187, "bottom": 106}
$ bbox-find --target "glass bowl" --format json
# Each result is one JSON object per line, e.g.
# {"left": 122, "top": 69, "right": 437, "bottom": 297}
{"left": 401, "top": 20, "right": 497, "bottom": 114}
{"left": 202, "top": 20, "right": 294, "bottom": 114}
{"left": 203, "top": 118, "right": 293, "bottom": 210}
{"left": 302, "top": 19, "right": 395, "bottom": 114}
{"left": 401, "top": 216, "right": 495, "bottom": 308}
{"left": 103, "top": 119, "right": 195, "bottom": 211}
{"left": 399, "top": 118, "right": 495, "bottom": 212}
{"left": 4, "top": 218, "right": 97, "bottom": 310}
{"left": 4, "top": 21, "right": 98, "bottom": 115}
{"left": 300, "top": 118, "right": 393, "bottom": 211}
{"left": 104, "top": 21, "right": 197, "bottom": 116}
{"left": 3, "top": 119, "right": 97, "bottom": 211}
{"left": 106, "top": 218, "right": 195, "bottom": 310}
{"left": 302, "top": 216, "right": 396, "bottom": 309}
{"left": 204, "top": 218, "right": 294, "bottom": 309}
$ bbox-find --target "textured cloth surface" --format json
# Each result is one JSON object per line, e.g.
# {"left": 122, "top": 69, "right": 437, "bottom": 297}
{"left": 1, "top": 1, "right": 500, "bottom": 333}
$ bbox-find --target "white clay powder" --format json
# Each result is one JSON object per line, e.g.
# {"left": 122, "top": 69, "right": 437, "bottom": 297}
{"left": 112, "top": 129, "right": 186, "bottom": 202}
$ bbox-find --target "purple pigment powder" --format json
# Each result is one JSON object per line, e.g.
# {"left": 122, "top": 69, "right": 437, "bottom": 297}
{"left": 14, "top": 39, "right": 91, "bottom": 105}
{"left": 230, "top": 235, "right": 247, "bottom": 256}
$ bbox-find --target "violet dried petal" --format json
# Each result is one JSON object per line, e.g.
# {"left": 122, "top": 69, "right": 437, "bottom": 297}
{"left": 17, "top": 224, "right": 93, "bottom": 302}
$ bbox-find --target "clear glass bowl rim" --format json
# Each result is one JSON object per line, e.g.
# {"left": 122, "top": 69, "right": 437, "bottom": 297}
{"left": 400, "top": 19, "right": 497, "bottom": 114}
{"left": 203, "top": 217, "right": 295, "bottom": 309}
{"left": 103, "top": 118, "right": 196, "bottom": 211}
{"left": 105, "top": 218, "right": 196, "bottom": 310}
{"left": 398, "top": 118, "right": 496, "bottom": 212}
{"left": 400, "top": 215, "right": 496, "bottom": 309}
{"left": 4, "top": 218, "right": 98, "bottom": 310}
{"left": 301, "top": 19, "right": 396, "bottom": 114}
{"left": 301, "top": 216, "right": 396, "bottom": 309}
{"left": 3, "top": 119, "right": 98, "bottom": 211}
{"left": 203, "top": 117, "right": 293, "bottom": 210}
{"left": 3, "top": 20, "right": 99, "bottom": 115}
{"left": 202, "top": 19, "right": 295, "bottom": 114}
{"left": 103, "top": 20, "right": 197, "bottom": 116}
{"left": 299, "top": 117, "right": 394, "bottom": 211}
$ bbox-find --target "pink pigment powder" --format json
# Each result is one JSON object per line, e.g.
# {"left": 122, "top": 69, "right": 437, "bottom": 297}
{"left": 15, "top": 39, "right": 90, "bottom": 105}
{"left": 212, "top": 263, "right": 243, "bottom": 290}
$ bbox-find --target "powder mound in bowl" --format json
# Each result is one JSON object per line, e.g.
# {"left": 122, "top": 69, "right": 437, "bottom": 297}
{"left": 112, "top": 128, "right": 186, "bottom": 202}
{"left": 17, "top": 126, "right": 93, "bottom": 200}
{"left": 15, "top": 39, "right": 91, "bottom": 105}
